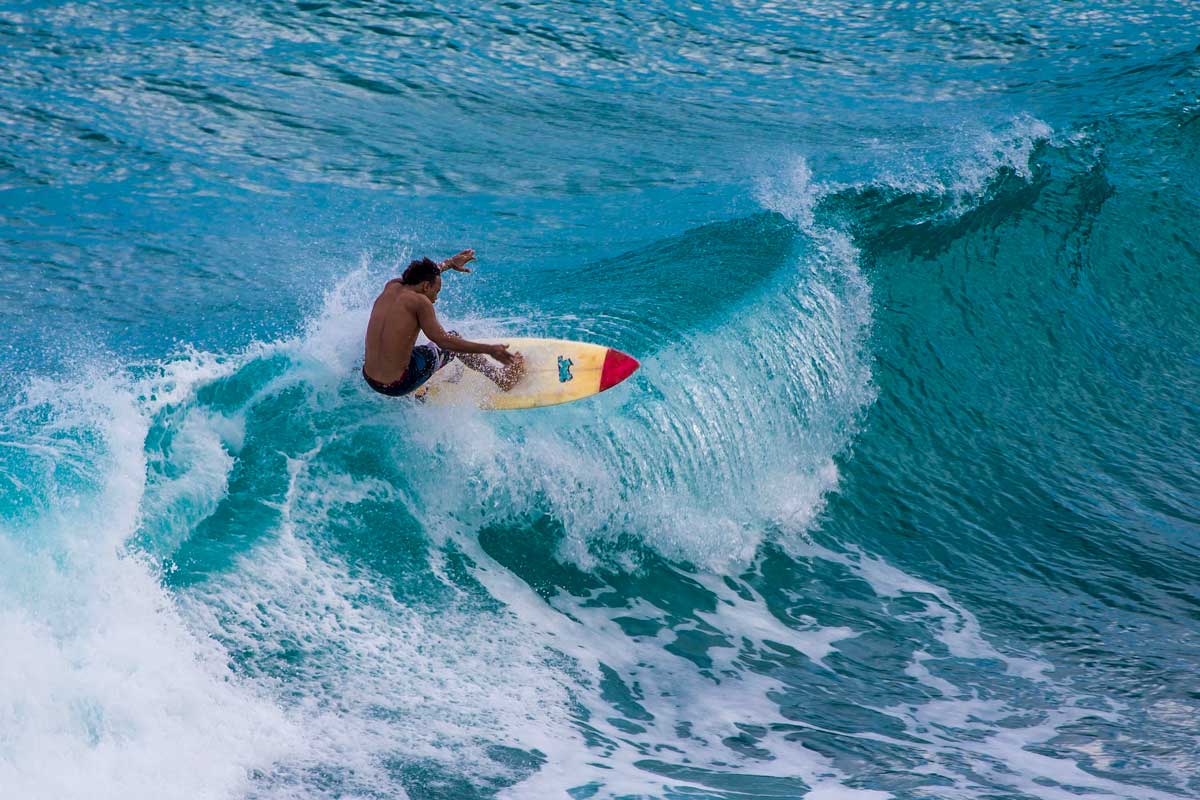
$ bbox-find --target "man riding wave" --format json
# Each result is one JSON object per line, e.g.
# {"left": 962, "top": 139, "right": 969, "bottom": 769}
{"left": 362, "top": 249, "right": 524, "bottom": 396}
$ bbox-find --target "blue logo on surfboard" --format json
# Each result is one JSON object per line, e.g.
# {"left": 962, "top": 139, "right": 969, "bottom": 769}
{"left": 557, "top": 356, "right": 574, "bottom": 382}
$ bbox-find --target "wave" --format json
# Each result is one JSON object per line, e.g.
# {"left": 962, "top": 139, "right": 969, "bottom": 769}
{"left": 3, "top": 114, "right": 1197, "bottom": 798}
{"left": 0, "top": 366, "right": 295, "bottom": 800}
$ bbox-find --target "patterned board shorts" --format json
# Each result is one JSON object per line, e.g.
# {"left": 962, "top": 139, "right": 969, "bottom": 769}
{"left": 362, "top": 332, "right": 459, "bottom": 397}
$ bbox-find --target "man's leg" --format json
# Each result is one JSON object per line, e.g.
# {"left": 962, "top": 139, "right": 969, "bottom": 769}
{"left": 457, "top": 352, "right": 525, "bottom": 390}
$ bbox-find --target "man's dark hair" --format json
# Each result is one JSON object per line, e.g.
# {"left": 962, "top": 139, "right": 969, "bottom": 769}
{"left": 400, "top": 257, "right": 441, "bottom": 285}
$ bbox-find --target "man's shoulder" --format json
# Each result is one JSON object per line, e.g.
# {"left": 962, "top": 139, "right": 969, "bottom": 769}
{"left": 382, "top": 285, "right": 425, "bottom": 304}
{"left": 401, "top": 291, "right": 433, "bottom": 309}
{"left": 389, "top": 290, "right": 432, "bottom": 318}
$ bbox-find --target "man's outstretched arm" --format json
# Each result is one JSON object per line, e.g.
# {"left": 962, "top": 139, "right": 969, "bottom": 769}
{"left": 415, "top": 297, "right": 517, "bottom": 364}
{"left": 439, "top": 249, "right": 475, "bottom": 274}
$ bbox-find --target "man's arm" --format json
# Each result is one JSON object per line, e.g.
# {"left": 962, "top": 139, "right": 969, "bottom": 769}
{"left": 414, "top": 297, "right": 515, "bottom": 363}
{"left": 439, "top": 249, "right": 475, "bottom": 274}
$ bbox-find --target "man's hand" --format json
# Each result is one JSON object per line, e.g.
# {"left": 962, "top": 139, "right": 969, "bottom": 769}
{"left": 440, "top": 249, "right": 476, "bottom": 274}
{"left": 488, "top": 343, "right": 519, "bottom": 366}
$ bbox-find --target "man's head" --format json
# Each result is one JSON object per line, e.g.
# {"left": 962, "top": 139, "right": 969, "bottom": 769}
{"left": 400, "top": 257, "right": 442, "bottom": 301}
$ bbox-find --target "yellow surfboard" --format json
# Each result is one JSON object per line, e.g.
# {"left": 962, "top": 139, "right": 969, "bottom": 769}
{"left": 413, "top": 337, "right": 639, "bottom": 410}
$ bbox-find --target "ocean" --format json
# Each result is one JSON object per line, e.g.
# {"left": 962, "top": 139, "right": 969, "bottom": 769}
{"left": 1, "top": 2, "right": 1198, "bottom": 798}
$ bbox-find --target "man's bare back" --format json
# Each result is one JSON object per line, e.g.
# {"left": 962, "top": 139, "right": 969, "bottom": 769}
{"left": 362, "top": 282, "right": 440, "bottom": 383}
{"left": 362, "top": 250, "right": 524, "bottom": 396}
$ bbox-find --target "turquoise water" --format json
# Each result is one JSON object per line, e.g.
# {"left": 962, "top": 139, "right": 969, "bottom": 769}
{"left": 2, "top": 2, "right": 1199, "bottom": 798}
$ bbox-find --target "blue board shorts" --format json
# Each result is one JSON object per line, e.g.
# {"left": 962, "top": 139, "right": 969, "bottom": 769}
{"left": 362, "top": 333, "right": 458, "bottom": 397}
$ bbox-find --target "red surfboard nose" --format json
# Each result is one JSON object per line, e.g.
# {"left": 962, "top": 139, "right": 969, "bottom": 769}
{"left": 599, "top": 348, "right": 639, "bottom": 392}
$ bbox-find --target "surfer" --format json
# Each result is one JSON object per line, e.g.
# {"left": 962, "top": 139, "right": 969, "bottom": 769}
{"left": 362, "top": 249, "right": 524, "bottom": 397}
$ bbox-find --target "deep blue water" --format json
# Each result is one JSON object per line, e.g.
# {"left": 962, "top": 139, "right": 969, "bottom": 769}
{"left": 2, "top": 3, "right": 1199, "bottom": 799}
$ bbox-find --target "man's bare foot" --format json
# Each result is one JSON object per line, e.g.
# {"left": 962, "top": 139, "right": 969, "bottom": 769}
{"left": 496, "top": 353, "right": 525, "bottom": 391}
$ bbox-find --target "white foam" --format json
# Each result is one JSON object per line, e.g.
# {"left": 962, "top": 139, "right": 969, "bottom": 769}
{"left": 876, "top": 113, "right": 1055, "bottom": 212}
{"left": 137, "top": 408, "right": 238, "bottom": 559}
{"left": 886, "top": 693, "right": 1190, "bottom": 800}
{"left": 170, "top": 445, "right": 581, "bottom": 797}
{"left": 0, "top": 368, "right": 295, "bottom": 800}
{"left": 438, "top": 535, "right": 892, "bottom": 799}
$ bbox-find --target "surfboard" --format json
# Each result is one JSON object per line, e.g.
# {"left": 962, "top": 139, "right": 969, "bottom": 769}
{"left": 413, "top": 337, "right": 639, "bottom": 410}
